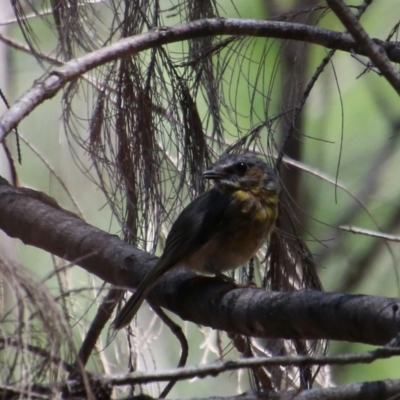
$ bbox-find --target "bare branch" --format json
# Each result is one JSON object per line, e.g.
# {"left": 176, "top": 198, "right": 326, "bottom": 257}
{"left": 1, "top": 18, "right": 400, "bottom": 140}
{"left": 339, "top": 225, "right": 400, "bottom": 242}
{"left": 1, "top": 178, "right": 400, "bottom": 345}
{"left": 327, "top": 0, "right": 400, "bottom": 95}
{"left": 101, "top": 346, "right": 400, "bottom": 386}
{"left": 150, "top": 303, "right": 189, "bottom": 398}
{"left": 3, "top": 378, "right": 400, "bottom": 400}
{"left": 76, "top": 287, "right": 121, "bottom": 367}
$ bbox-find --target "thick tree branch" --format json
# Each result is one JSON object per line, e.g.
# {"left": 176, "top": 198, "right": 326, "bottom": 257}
{"left": 1, "top": 18, "right": 400, "bottom": 141}
{"left": 0, "top": 177, "right": 399, "bottom": 345}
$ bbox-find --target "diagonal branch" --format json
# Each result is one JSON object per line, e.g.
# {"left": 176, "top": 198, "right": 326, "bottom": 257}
{"left": 327, "top": 0, "right": 400, "bottom": 95}
{"left": 0, "top": 177, "right": 400, "bottom": 345}
{"left": 1, "top": 18, "right": 400, "bottom": 140}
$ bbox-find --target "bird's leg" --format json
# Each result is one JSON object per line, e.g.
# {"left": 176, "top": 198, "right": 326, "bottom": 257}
{"left": 213, "top": 271, "right": 237, "bottom": 285}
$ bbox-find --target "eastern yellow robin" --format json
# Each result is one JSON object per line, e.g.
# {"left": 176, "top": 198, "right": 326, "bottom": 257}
{"left": 113, "top": 153, "right": 280, "bottom": 329}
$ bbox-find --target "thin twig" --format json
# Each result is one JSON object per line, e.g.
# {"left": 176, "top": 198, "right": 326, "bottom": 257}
{"left": 339, "top": 226, "right": 400, "bottom": 242}
{"left": 150, "top": 303, "right": 189, "bottom": 398}
{"left": 102, "top": 346, "right": 400, "bottom": 386}
{"left": 76, "top": 287, "right": 122, "bottom": 367}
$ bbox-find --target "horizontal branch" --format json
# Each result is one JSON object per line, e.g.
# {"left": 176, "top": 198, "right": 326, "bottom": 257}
{"left": 3, "top": 378, "right": 400, "bottom": 400}
{"left": 166, "top": 379, "right": 400, "bottom": 400}
{"left": 0, "top": 178, "right": 399, "bottom": 345}
{"left": 103, "top": 347, "right": 400, "bottom": 386}
{"left": 1, "top": 18, "right": 400, "bottom": 141}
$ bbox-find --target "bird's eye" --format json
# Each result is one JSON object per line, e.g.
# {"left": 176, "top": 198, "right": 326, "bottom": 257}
{"left": 235, "top": 162, "right": 247, "bottom": 175}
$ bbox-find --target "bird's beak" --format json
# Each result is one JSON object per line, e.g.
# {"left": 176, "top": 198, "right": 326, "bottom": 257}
{"left": 202, "top": 168, "right": 224, "bottom": 180}
{"left": 266, "top": 178, "right": 280, "bottom": 193}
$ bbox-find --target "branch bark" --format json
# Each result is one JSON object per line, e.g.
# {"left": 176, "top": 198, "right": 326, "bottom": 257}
{"left": 164, "top": 379, "right": 400, "bottom": 400}
{"left": 327, "top": 0, "right": 400, "bottom": 95}
{"left": 1, "top": 18, "right": 400, "bottom": 141}
{"left": 0, "top": 177, "right": 399, "bottom": 345}
{"left": 102, "top": 348, "right": 400, "bottom": 386}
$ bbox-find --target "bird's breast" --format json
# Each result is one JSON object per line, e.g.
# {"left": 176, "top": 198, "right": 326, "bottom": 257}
{"left": 183, "top": 190, "right": 278, "bottom": 273}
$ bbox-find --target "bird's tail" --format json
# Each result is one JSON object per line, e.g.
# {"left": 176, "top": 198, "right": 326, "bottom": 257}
{"left": 112, "top": 261, "right": 168, "bottom": 329}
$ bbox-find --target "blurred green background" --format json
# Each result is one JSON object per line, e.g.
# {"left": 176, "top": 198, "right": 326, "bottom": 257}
{"left": 1, "top": 0, "right": 400, "bottom": 396}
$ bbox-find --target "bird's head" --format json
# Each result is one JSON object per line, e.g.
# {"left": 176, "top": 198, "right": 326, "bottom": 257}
{"left": 202, "top": 153, "right": 280, "bottom": 196}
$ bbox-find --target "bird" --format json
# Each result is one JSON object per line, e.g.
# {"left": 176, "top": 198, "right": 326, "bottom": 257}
{"left": 113, "top": 153, "right": 280, "bottom": 329}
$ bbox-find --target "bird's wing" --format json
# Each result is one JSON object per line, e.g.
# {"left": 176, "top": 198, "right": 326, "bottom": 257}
{"left": 159, "top": 188, "right": 231, "bottom": 269}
